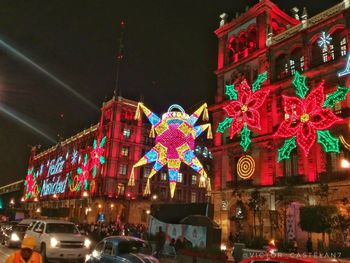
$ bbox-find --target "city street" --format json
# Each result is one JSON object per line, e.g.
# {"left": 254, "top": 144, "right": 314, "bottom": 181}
{"left": 0, "top": 244, "right": 179, "bottom": 262}
{"left": 0, "top": 245, "right": 15, "bottom": 261}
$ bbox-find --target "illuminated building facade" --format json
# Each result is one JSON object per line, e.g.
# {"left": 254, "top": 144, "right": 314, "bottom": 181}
{"left": 23, "top": 97, "right": 210, "bottom": 224}
{"left": 210, "top": 0, "right": 350, "bottom": 246}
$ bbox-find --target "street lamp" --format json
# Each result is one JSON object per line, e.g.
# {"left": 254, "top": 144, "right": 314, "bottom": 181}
{"left": 10, "top": 199, "right": 15, "bottom": 205}
{"left": 152, "top": 194, "right": 158, "bottom": 201}
{"left": 341, "top": 159, "right": 350, "bottom": 169}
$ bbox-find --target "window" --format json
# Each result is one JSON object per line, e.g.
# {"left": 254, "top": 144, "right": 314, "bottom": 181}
{"left": 116, "top": 183, "right": 125, "bottom": 196}
{"left": 202, "top": 147, "right": 209, "bottom": 158}
{"left": 118, "top": 241, "right": 151, "bottom": 255}
{"left": 191, "top": 192, "right": 197, "bottom": 203}
{"left": 46, "top": 223, "right": 79, "bottom": 234}
{"left": 191, "top": 175, "right": 197, "bottom": 185}
{"left": 195, "top": 145, "right": 201, "bottom": 155}
{"left": 300, "top": 56, "right": 305, "bottom": 71}
{"left": 340, "top": 37, "right": 347, "bottom": 56}
{"left": 103, "top": 241, "right": 115, "bottom": 256}
{"left": 161, "top": 172, "right": 167, "bottom": 181}
{"left": 176, "top": 190, "right": 182, "bottom": 201}
{"left": 34, "top": 222, "right": 44, "bottom": 233}
{"left": 275, "top": 54, "right": 289, "bottom": 80}
{"left": 289, "top": 59, "right": 295, "bottom": 75}
{"left": 121, "top": 147, "right": 129, "bottom": 157}
{"left": 322, "top": 45, "right": 334, "bottom": 63}
{"left": 93, "top": 241, "right": 104, "bottom": 257}
{"left": 144, "top": 167, "right": 151, "bottom": 178}
{"left": 123, "top": 128, "right": 131, "bottom": 139}
{"left": 119, "top": 164, "right": 128, "bottom": 176}
{"left": 177, "top": 173, "right": 183, "bottom": 183}
{"left": 284, "top": 150, "right": 298, "bottom": 176}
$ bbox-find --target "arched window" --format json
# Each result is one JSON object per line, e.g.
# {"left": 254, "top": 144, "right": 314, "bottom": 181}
{"left": 290, "top": 48, "right": 304, "bottom": 74}
{"left": 340, "top": 37, "right": 347, "bottom": 56}
{"left": 226, "top": 35, "right": 238, "bottom": 64}
{"left": 275, "top": 54, "right": 289, "bottom": 80}
{"left": 237, "top": 31, "right": 247, "bottom": 58}
{"left": 311, "top": 39, "right": 324, "bottom": 67}
{"left": 322, "top": 44, "right": 334, "bottom": 63}
{"left": 247, "top": 27, "right": 257, "bottom": 54}
{"left": 332, "top": 29, "right": 347, "bottom": 58}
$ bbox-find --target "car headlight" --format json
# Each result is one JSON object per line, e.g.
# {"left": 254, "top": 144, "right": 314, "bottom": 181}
{"left": 50, "top": 237, "right": 59, "bottom": 248}
{"left": 84, "top": 238, "right": 91, "bottom": 248}
{"left": 10, "top": 233, "right": 20, "bottom": 242}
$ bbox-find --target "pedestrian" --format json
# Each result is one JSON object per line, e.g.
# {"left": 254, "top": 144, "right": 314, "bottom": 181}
{"left": 306, "top": 237, "right": 313, "bottom": 253}
{"left": 5, "top": 236, "right": 43, "bottom": 263}
{"left": 155, "top": 226, "right": 166, "bottom": 258}
{"left": 292, "top": 238, "right": 298, "bottom": 253}
{"left": 229, "top": 232, "right": 234, "bottom": 245}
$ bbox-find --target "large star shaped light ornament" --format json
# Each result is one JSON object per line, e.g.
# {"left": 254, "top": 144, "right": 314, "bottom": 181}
{"left": 217, "top": 72, "right": 269, "bottom": 151}
{"left": 128, "top": 103, "right": 213, "bottom": 198}
{"left": 275, "top": 71, "right": 350, "bottom": 161}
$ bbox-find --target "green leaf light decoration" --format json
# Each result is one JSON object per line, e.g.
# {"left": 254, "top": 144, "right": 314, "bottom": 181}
{"left": 252, "top": 71, "right": 267, "bottom": 92}
{"left": 278, "top": 137, "right": 297, "bottom": 162}
{"left": 317, "top": 130, "right": 340, "bottom": 153}
{"left": 292, "top": 71, "right": 309, "bottom": 99}
{"left": 225, "top": 84, "right": 237, "bottom": 100}
{"left": 240, "top": 124, "right": 251, "bottom": 152}
{"left": 216, "top": 117, "right": 233, "bottom": 133}
{"left": 323, "top": 86, "right": 350, "bottom": 108}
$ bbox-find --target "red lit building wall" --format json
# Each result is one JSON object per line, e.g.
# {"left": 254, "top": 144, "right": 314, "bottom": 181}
{"left": 211, "top": 0, "right": 350, "bottom": 199}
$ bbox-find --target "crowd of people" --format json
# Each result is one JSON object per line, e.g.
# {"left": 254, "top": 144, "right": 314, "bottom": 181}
{"left": 78, "top": 222, "right": 148, "bottom": 243}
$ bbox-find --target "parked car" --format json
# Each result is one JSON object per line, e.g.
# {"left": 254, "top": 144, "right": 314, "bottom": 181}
{"left": 240, "top": 254, "right": 350, "bottom": 263}
{"left": 0, "top": 221, "right": 20, "bottom": 245}
{"left": 86, "top": 236, "right": 159, "bottom": 263}
{"left": 2, "top": 224, "right": 30, "bottom": 247}
{"left": 25, "top": 219, "right": 90, "bottom": 263}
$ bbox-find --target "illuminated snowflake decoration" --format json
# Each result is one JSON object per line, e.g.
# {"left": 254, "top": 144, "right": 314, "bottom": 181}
{"left": 318, "top": 31, "right": 332, "bottom": 50}
{"left": 128, "top": 103, "right": 212, "bottom": 198}
{"left": 71, "top": 149, "right": 78, "bottom": 165}
{"left": 217, "top": 72, "right": 269, "bottom": 151}
{"left": 275, "top": 71, "right": 350, "bottom": 161}
{"left": 90, "top": 136, "right": 106, "bottom": 177}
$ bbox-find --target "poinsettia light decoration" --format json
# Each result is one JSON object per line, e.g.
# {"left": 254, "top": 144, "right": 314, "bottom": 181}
{"left": 90, "top": 136, "right": 106, "bottom": 177}
{"left": 217, "top": 71, "right": 269, "bottom": 151}
{"left": 275, "top": 71, "right": 350, "bottom": 161}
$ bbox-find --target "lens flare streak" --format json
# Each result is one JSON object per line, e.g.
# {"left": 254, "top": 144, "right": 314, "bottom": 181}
{"left": 0, "top": 39, "right": 98, "bottom": 111}
{"left": 0, "top": 103, "right": 56, "bottom": 143}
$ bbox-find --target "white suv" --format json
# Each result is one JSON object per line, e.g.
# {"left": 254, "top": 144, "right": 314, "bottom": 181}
{"left": 25, "top": 219, "right": 90, "bottom": 262}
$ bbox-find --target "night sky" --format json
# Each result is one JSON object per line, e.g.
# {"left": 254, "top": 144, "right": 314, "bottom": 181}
{"left": 0, "top": 0, "right": 340, "bottom": 185}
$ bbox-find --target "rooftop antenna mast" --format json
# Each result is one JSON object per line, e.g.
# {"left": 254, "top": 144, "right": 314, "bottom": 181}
{"left": 114, "top": 20, "right": 125, "bottom": 99}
